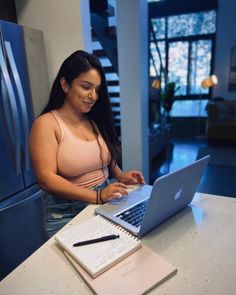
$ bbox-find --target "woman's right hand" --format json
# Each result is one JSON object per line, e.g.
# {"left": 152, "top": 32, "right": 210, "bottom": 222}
{"left": 100, "top": 182, "right": 129, "bottom": 203}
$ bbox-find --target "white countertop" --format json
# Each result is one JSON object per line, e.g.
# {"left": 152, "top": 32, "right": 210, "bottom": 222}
{"left": 0, "top": 193, "right": 236, "bottom": 295}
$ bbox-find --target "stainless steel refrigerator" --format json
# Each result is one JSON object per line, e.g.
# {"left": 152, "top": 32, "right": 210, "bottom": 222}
{"left": 0, "top": 20, "right": 50, "bottom": 279}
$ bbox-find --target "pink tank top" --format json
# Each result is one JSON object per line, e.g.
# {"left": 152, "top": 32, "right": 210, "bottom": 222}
{"left": 51, "top": 110, "right": 110, "bottom": 188}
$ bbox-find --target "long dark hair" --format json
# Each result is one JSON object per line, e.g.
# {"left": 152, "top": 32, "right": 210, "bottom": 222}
{"left": 42, "top": 50, "right": 120, "bottom": 165}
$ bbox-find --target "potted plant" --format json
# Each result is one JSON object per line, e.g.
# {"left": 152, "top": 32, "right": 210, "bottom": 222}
{"left": 161, "top": 81, "right": 179, "bottom": 122}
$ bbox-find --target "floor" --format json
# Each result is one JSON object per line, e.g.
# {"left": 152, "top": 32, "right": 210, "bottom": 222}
{"left": 150, "top": 138, "right": 236, "bottom": 198}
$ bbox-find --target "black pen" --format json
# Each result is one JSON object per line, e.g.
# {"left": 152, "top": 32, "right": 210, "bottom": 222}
{"left": 73, "top": 234, "right": 120, "bottom": 247}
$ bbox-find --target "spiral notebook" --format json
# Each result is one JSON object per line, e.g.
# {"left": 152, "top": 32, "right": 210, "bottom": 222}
{"left": 54, "top": 215, "right": 142, "bottom": 278}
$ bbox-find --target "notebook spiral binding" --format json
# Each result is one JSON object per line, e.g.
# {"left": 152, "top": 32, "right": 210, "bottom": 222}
{"left": 98, "top": 215, "right": 139, "bottom": 241}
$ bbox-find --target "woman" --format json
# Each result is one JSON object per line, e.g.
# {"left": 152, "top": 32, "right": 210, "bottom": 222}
{"left": 29, "top": 50, "right": 145, "bottom": 237}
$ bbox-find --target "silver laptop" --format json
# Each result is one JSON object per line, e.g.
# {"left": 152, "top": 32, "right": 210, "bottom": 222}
{"left": 95, "top": 155, "right": 210, "bottom": 237}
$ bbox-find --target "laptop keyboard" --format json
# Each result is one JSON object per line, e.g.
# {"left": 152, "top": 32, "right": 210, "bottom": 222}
{"left": 116, "top": 199, "right": 148, "bottom": 227}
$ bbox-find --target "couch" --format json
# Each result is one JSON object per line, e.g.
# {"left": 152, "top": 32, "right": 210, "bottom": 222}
{"left": 206, "top": 100, "right": 236, "bottom": 145}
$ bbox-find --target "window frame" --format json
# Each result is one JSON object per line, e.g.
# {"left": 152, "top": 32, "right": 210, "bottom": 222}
{"left": 150, "top": 11, "right": 217, "bottom": 101}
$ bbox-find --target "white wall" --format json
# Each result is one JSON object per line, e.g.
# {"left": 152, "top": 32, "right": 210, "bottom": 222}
{"left": 116, "top": 0, "right": 149, "bottom": 181}
{"left": 213, "top": 0, "right": 236, "bottom": 100}
{"left": 15, "top": 0, "right": 92, "bottom": 85}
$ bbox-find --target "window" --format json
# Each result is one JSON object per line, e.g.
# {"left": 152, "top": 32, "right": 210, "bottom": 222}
{"left": 150, "top": 10, "right": 217, "bottom": 117}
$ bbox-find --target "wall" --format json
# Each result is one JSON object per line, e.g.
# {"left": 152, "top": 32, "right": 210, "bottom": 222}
{"left": 15, "top": 0, "right": 92, "bottom": 85}
{"left": 116, "top": 0, "right": 149, "bottom": 180}
{"left": 213, "top": 0, "right": 236, "bottom": 100}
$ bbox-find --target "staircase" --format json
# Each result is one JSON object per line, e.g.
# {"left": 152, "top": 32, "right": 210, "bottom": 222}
{"left": 90, "top": 0, "right": 121, "bottom": 137}
{"left": 89, "top": 1, "right": 170, "bottom": 174}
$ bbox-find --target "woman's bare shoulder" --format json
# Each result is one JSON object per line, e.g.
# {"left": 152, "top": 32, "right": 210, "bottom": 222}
{"left": 30, "top": 113, "right": 60, "bottom": 142}
{"left": 31, "top": 112, "right": 56, "bottom": 130}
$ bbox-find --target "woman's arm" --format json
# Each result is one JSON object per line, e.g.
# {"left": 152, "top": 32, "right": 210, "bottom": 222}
{"left": 110, "top": 163, "right": 146, "bottom": 185}
{"left": 29, "top": 114, "right": 96, "bottom": 202}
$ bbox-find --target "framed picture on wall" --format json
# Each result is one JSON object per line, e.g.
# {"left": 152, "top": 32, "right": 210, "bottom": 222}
{"left": 228, "top": 46, "right": 236, "bottom": 91}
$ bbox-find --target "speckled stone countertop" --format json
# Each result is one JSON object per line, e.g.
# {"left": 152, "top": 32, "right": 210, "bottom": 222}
{"left": 0, "top": 193, "right": 236, "bottom": 295}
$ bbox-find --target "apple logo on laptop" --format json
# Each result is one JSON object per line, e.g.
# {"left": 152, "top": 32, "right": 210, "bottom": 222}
{"left": 174, "top": 188, "right": 183, "bottom": 200}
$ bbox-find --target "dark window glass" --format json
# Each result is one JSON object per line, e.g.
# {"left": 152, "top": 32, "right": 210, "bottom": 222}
{"left": 168, "top": 11, "right": 216, "bottom": 38}
{"left": 190, "top": 40, "right": 212, "bottom": 95}
{"left": 168, "top": 41, "right": 188, "bottom": 95}
{"left": 150, "top": 10, "right": 216, "bottom": 117}
{"left": 151, "top": 18, "right": 166, "bottom": 40}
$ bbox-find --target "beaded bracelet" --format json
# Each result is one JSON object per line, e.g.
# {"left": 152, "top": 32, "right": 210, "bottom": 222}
{"left": 99, "top": 189, "right": 105, "bottom": 204}
{"left": 96, "top": 189, "right": 99, "bottom": 204}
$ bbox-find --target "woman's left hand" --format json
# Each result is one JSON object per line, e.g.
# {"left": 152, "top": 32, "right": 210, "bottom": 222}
{"left": 116, "top": 170, "right": 146, "bottom": 185}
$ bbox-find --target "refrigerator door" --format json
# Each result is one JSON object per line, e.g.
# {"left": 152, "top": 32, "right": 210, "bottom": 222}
{"left": 5, "top": 41, "right": 31, "bottom": 171}
{"left": 0, "top": 20, "right": 36, "bottom": 189}
{"left": 0, "top": 184, "right": 48, "bottom": 280}
{"left": 0, "top": 36, "right": 24, "bottom": 200}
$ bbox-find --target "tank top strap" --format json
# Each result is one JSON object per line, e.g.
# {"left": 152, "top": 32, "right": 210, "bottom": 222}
{"left": 51, "top": 110, "right": 67, "bottom": 141}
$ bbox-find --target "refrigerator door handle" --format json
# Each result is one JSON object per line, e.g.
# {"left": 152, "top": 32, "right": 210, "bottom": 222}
{"left": 1, "top": 74, "right": 15, "bottom": 147}
{"left": 5, "top": 41, "right": 30, "bottom": 170}
{"left": 0, "top": 44, "right": 21, "bottom": 175}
